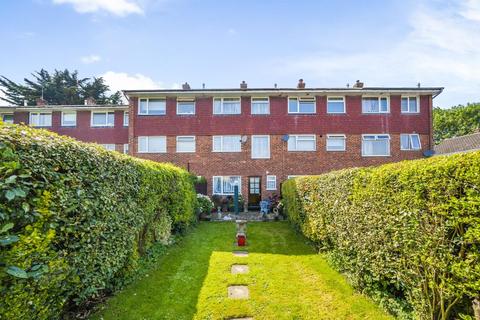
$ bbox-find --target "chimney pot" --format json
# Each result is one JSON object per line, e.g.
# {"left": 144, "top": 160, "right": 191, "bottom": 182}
{"left": 417, "top": 82, "right": 421, "bottom": 88}
{"left": 84, "top": 97, "right": 96, "bottom": 106}
{"left": 182, "top": 82, "right": 191, "bottom": 90}
{"left": 297, "top": 79, "right": 306, "bottom": 89}
{"left": 353, "top": 80, "right": 364, "bottom": 88}
{"left": 240, "top": 81, "right": 247, "bottom": 90}
{"left": 36, "top": 98, "right": 46, "bottom": 106}
{"left": 274, "top": 83, "right": 278, "bottom": 89}
{"left": 202, "top": 83, "right": 205, "bottom": 89}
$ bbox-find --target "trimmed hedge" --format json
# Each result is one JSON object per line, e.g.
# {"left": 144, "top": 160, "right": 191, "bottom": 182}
{"left": 0, "top": 123, "right": 196, "bottom": 319}
{"left": 282, "top": 152, "right": 480, "bottom": 319}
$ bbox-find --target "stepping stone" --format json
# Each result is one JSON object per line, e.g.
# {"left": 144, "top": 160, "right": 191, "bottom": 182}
{"left": 232, "top": 251, "right": 248, "bottom": 257}
{"left": 229, "top": 318, "right": 253, "bottom": 320}
{"left": 228, "top": 285, "right": 249, "bottom": 299}
{"left": 231, "top": 264, "right": 249, "bottom": 274}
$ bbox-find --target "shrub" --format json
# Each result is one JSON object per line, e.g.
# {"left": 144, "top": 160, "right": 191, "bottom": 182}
{"left": 282, "top": 152, "right": 480, "bottom": 319}
{"left": 196, "top": 194, "right": 214, "bottom": 214}
{"left": 0, "top": 123, "right": 196, "bottom": 319}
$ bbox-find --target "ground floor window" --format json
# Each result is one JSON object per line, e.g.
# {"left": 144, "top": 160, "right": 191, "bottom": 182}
{"left": 100, "top": 144, "right": 116, "bottom": 151}
{"left": 123, "top": 144, "right": 129, "bottom": 154}
{"left": 326, "top": 134, "right": 346, "bottom": 151}
{"left": 213, "top": 176, "right": 241, "bottom": 195}
{"left": 266, "top": 175, "right": 277, "bottom": 190}
{"left": 362, "top": 134, "right": 390, "bottom": 156}
{"left": 400, "top": 134, "right": 421, "bottom": 150}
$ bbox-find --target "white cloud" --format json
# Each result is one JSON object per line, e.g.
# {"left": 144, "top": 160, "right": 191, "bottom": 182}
{"left": 227, "top": 28, "right": 237, "bottom": 36}
{"left": 52, "top": 0, "right": 143, "bottom": 16}
{"left": 81, "top": 54, "right": 102, "bottom": 64}
{"left": 274, "top": 0, "right": 480, "bottom": 107}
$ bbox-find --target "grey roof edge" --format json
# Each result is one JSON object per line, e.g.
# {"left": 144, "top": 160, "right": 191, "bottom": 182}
{"left": 123, "top": 87, "right": 444, "bottom": 97}
{"left": 0, "top": 104, "right": 128, "bottom": 111}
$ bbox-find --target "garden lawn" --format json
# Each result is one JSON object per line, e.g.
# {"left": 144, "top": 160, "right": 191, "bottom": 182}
{"left": 92, "top": 222, "right": 392, "bottom": 320}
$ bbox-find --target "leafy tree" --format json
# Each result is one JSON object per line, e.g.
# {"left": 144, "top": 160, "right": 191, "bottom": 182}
{"left": 0, "top": 69, "right": 122, "bottom": 105}
{"left": 433, "top": 103, "right": 480, "bottom": 144}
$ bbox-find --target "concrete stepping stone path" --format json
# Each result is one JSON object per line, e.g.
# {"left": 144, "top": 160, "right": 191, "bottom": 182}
{"left": 227, "top": 285, "right": 249, "bottom": 299}
{"left": 232, "top": 251, "right": 248, "bottom": 257}
{"left": 231, "top": 264, "right": 249, "bottom": 274}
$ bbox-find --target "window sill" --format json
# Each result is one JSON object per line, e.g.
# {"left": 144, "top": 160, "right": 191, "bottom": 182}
{"left": 362, "top": 154, "right": 391, "bottom": 157}
{"left": 137, "top": 151, "right": 167, "bottom": 154}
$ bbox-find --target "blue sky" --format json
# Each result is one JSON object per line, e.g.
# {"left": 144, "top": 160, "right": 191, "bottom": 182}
{"left": 0, "top": 0, "right": 479, "bottom": 107}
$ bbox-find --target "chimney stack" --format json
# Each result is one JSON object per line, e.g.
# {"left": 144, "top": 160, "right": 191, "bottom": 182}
{"left": 84, "top": 97, "right": 96, "bottom": 106}
{"left": 297, "top": 79, "right": 306, "bottom": 89}
{"left": 182, "top": 82, "right": 191, "bottom": 90}
{"left": 417, "top": 82, "right": 421, "bottom": 88}
{"left": 202, "top": 83, "right": 205, "bottom": 89}
{"left": 36, "top": 98, "right": 46, "bottom": 106}
{"left": 353, "top": 80, "right": 364, "bottom": 88}
{"left": 240, "top": 81, "right": 247, "bottom": 90}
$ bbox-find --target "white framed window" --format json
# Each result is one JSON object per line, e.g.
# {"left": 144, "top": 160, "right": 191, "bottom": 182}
{"left": 251, "top": 97, "right": 270, "bottom": 114}
{"left": 100, "top": 144, "right": 116, "bottom": 151}
{"left": 61, "top": 111, "right": 76, "bottom": 127}
{"left": 251, "top": 135, "right": 270, "bottom": 159}
{"left": 29, "top": 112, "right": 52, "bottom": 127}
{"left": 177, "top": 99, "right": 195, "bottom": 115}
{"left": 138, "top": 98, "right": 166, "bottom": 115}
{"left": 123, "top": 143, "right": 129, "bottom": 154}
{"left": 213, "top": 176, "right": 241, "bottom": 195}
{"left": 138, "top": 136, "right": 166, "bottom": 153}
{"left": 401, "top": 96, "right": 419, "bottom": 113}
{"left": 362, "top": 97, "right": 389, "bottom": 113}
{"left": 91, "top": 111, "right": 114, "bottom": 127}
{"left": 288, "top": 135, "right": 316, "bottom": 151}
{"left": 1, "top": 114, "right": 14, "bottom": 124}
{"left": 123, "top": 111, "right": 129, "bottom": 126}
{"left": 212, "top": 135, "right": 241, "bottom": 152}
{"left": 362, "top": 134, "right": 390, "bottom": 156}
{"left": 400, "top": 134, "right": 421, "bottom": 150}
{"left": 266, "top": 175, "right": 277, "bottom": 190}
{"left": 327, "top": 97, "right": 346, "bottom": 114}
{"left": 176, "top": 136, "right": 196, "bottom": 153}
{"left": 326, "top": 134, "right": 346, "bottom": 151}
{"left": 213, "top": 98, "right": 241, "bottom": 114}
{"left": 288, "top": 97, "right": 316, "bottom": 114}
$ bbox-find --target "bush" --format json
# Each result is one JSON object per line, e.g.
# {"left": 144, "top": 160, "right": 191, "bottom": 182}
{"left": 0, "top": 123, "right": 197, "bottom": 319}
{"left": 282, "top": 152, "right": 480, "bottom": 319}
{"left": 196, "top": 194, "right": 214, "bottom": 214}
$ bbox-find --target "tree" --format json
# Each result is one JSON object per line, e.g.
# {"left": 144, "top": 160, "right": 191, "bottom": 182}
{"left": 0, "top": 69, "right": 122, "bottom": 105}
{"left": 433, "top": 103, "right": 480, "bottom": 144}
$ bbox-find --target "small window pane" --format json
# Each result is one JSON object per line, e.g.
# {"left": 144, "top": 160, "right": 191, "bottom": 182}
{"left": 92, "top": 113, "right": 106, "bottom": 126}
{"left": 213, "top": 99, "right": 222, "bottom": 114}
{"left": 401, "top": 98, "right": 409, "bottom": 112}
{"left": 148, "top": 99, "right": 166, "bottom": 115}
{"left": 2, "top": 114, "right": 14, "bottom": 124}
{"left": 251, "top": 98, "right": 269, "bottom": 114}
{"left": 177, "top": 136, "right": 195, "bottom": 152}
{"left": 327, "top": 98, "right": 345, "bottom": 113}
{"left": 400, "top": 134, "right": 410, "bottom": 149}
{"left": 177, "top": 101, "right": 195, "bottom": 114}
{"left": 380, "top": 98, "right": 388, "bottom": 112}
{"left": 124, "top": 112, "right": 129, "bottom": 126}
{"left": 139, "top": 99, "right": 148, "bottom": 114}
{"left": 288, "top": 98, "right": 298, "bottom": 113}
{"left": 149, "top": 136, "right": 166, "bottom": 152}
{"left": 251, "top": 136, "right": 270, "bottom": 158}
{"left": 62, "top": 112, "right": 76, "bottom": 126}
{"left": 298, "top": 99, "right": 315, "bottom": 113}
{"left": 266, "top": 175, "right": 276, "bottom": 190}
{"left": 138, "top": 137, "right": 148, "bottom": 152}
{"left": 411, "top": 135, "right": 421, "bottom": 149}
{"left": 326, "top": 136, "right": 346, "bottom": 151}
{"left": 362, "top": 98, "right": 379, "bottom": 113}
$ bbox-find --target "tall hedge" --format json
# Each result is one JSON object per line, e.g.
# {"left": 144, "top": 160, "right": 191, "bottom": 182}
{"left": 0, "top": 123, "right": 196, "bottom": 319}
{"left": 282, "top": 152, "right": 480, "bottom": 319}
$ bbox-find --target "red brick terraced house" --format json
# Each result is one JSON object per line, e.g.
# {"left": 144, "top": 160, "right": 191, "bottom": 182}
{"left": 123, "top": 80, "right": 443, "bottom": 209}
{"left": 0, "top": 99, "right": 129, "bottom": 153}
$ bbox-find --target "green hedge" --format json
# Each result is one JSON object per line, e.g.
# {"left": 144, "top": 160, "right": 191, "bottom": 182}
{"left": 282, "top": 152, "right": 480, "bottom": 320}
{"left": 0, "top": 123, "right": 196, "bottom": 319}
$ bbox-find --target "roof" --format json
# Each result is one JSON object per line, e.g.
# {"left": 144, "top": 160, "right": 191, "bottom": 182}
{"left": 123, "top": 86, "right": 444, "bottom": 98}
{"left": 434, "top": 132, "right": 480, "bottom": 155}
{"left": 0, "top": 104, "right": 128, "bottom": 112}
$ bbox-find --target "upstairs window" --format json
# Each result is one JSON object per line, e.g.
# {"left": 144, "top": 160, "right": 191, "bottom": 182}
{"left": 362, "top": 97, "right": 389, "bottom": 113}
{"left": 327, "top": 97, "right": 346, "bottom": 113}
{"left": 213, "top": 176, "right": 241, "bottom": 195}
{"left": 177, "top": 99, "right": 195, "bottom": 115}
{"left": 213, "top": 98, "right": 241, "bottom": 114}
{"left": 139, "top": 98, "right": 166, "bottom": 115}
{"left": 362, "top": 134, "right": 390, "bottom": 156}
{"left": 176, "top": 136, "right": 196, "bottom": 153}
{"left": 91, "top": 111, "right": 114, "bottom": 127}
{"left": 288, "top": 135, "right": 316, "bottom": 151}
{"left": 251, "top": 135, "right": 270, "bottom": 159}
{"left": 61, "top": 111, "right": 76, "bottom": 127}
{"left": 326, "top": 134, "right": 346, "bottom": 151}
{"left": 401, "top": 96, "right": 419, "bottom": 113}
{"left": 288, "top": 97, "right": 316, "bottom": 114}
{"left": 1, "top": 114, "right": 14, "bottom": 124}
{"left": 30, "top": 112, "right": 52, "bottom": 127}
{"left": 138, "top": 136, "right": 166, "bottom": 153}
{"left": 212, "top": 135, "right": 241, "bottom": 152}
{"left": 400, "top": 134, "right": 421, "bottom": 150}
{"left": 123, "top": 111, "right": 129, "bottom": 126}
{"left": 251, "top": 97, "right": 270, "bottom": 114}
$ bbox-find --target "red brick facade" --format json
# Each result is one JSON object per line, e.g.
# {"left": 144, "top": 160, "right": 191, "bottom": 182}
{"left": 125, "top": 87, "right": 442, "bottom": 204}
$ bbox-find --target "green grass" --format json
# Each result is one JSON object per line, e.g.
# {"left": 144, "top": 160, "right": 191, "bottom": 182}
{"left": 92, "top": 222, "right": 392, "bottom": 320}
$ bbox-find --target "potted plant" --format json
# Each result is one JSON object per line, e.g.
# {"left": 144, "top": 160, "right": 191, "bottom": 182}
{"left": 196, "top": 194, "right": 214, "bottom": 221}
